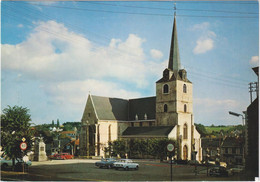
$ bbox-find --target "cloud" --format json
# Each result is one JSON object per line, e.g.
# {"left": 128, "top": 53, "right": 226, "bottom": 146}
{"left": 2, "top": 20, "right": 165, "bottom": 88}
{"left": 17, "top": 24, "right": 24, "bottom": 28}
{"left": 42, "top": 79, "right": 141, "bottom": 109}
{"left": 249, "top": 56, "right": 259, "bottom": 66}
{"left": 2, "top": 20, "right": 166, "bottom": 118}
{"left": 192, "top": 22, "right": 209, "bottom": 31}
{"left": 150, "top": 49, "right": 163, "bottom": 59}
{"left": 194, "top": 98, "right": 245, "bottom": 125}
{"left": 192, "top": 22, "right": 216, "bottom": 55}
{"left": 193, "top": 38, "right": 214, "bottom": 54}
{"left": 194, "top": 98, "right": 240, "bottom": 109}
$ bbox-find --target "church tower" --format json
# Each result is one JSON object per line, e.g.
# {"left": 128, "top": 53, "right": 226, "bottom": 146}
{"left": 156, "top": 15, "right": 195, "bottom": 160}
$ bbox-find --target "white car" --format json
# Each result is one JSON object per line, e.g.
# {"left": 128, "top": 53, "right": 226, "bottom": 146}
{"left": 113, "top": 159, "right": 139, "bottom": 170}
{"left": 1, "top": 157, "right": 32, "bottom": 169}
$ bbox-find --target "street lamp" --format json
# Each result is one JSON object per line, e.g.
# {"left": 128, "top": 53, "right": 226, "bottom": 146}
{"left": 228, "top": 111, "right": 246, "bottom": 165}
{"left": 228, "top": 111, "right": 245, "bottom": 125}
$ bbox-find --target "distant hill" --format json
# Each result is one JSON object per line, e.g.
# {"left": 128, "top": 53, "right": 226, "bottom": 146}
{"left": 205, "top": 125, "right": 235, "bottom": 133}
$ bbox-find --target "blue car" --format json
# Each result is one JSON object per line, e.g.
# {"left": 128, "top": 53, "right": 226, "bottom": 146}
{"left": 95, "top": 158, "right": 117, "bottom": 169}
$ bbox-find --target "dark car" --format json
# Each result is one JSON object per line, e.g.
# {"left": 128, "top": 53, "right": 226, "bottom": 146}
{"left": 95, "top": 158, "right": 117, "bottom": 169}
{"left": 209, "top": 166, "right": 229, "bottom": 177}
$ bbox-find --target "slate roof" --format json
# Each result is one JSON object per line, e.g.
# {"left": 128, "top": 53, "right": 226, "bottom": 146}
{"left": 201, "top": 138, "right": 220, "bottom": 148}
{"left": 122, "top": 126, "right": 174, "bottom": 137}
{"left": 129, "top": 97, "right": 156, "bottom": 120}
{"left": 91, "top": 95, "right": 128, "bottom": 121}
{"left": 221, "top": 137, "right": 244, "bottom": 147}
{"left": 90, "top": 95, "right": 156, "bottom": 121}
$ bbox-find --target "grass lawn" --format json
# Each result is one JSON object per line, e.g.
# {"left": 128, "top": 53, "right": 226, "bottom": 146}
{"left": 205, "top": 125, "right": 234, "bottom": 133}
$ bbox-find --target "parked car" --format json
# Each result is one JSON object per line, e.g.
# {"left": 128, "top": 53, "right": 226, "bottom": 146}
{"left": 188, "top": 160, "right": 201, "bottom": 165}
{"left": 113, "top": 159, "right": 139, "bottom": 170}
{"left": 209, "top": 166, "right": 229, "bottom": 177}
{"left": 95, "top": 158, "right": 117, "bottom": 169}
{"left": 174, "top": 160, "right": 188, "bottom": 165}
{"left": 228, "top": 165, "right": 245, "bottom": 175}
{"left": 1, "top": 157, "right": 32, "bottom": 170}
{"left": 49, "top": 153, "right": 74, "bottom": 160}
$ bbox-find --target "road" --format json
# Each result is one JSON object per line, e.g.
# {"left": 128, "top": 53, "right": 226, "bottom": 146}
{"left": 1, "top": 159, "right": 251, "bottom": 181}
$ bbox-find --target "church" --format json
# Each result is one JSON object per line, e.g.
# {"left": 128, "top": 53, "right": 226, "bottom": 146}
{"left": 79, "top": 15, "right": 202, "bottom": 161}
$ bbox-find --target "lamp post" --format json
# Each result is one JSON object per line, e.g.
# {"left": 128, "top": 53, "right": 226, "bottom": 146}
{"left": 206, "top": 148, "right": 210, "bottom": 176}
{"left": 228, "top": 111, "right": 245, "bottom": 125}
{"left": 228, "top": 111, "right": 246, "bottom": 165}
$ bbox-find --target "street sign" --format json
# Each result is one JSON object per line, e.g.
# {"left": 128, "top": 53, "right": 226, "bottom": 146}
{"left": 22, "top": 137, "right": 26, "bottom": 142}
{"left": 20, "top": 142, "right": 27, "bottom": 151}
{"left": 167, "top": 143, "right": 175, "bottom": 152}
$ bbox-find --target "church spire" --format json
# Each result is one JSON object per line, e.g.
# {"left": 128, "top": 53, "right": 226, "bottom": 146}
{"left": 168, "top": 14, "right": 181, "bottom": 71}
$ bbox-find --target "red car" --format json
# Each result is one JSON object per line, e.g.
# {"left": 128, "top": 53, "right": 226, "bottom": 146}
{"left": 49, "top": 153, "right": 74, "bottom": 160}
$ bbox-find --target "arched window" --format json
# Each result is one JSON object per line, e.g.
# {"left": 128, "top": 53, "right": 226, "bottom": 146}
{"left": 183, "top": 84, "right": 187, "bottom": 93}
{"left": 183, "top": 123, "right": 188, "bottom": 139}
{"left": 184, "top": 104, "right": 187, "bottom": 113}
{"left": 163, "top": 84, "right": 169, "bottom": 94}
{"left": 108, "top": 125, "right": 111, "bottom": 142}
{"left": 183, "top": 145, "right": 188, "bottom": 160}
{"left": 164, "top": 104, "right": 168, "bottom": 112}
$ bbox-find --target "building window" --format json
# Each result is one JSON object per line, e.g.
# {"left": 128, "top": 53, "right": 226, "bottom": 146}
{"left": 183, "top": 84, "right": 187, "bottom": 93}
{"left": 228, "top": 148, "right": 232, "bottom": 154}
{"left": 225, "top": 148, "right": 228, "bottom": 154}
{"left": 139, "top": 122, "right": 143, "bottom": 127}
{"left": 108, "top": 125, "right": 111, "bottom": 142}
{"left": 184, "top": 104, "right": 187, "bottom": 113}
{"left": 163, "top": 84, "right": 169, "bottom": 94}
{"left": 183, "top": 123, "right": 188, "bottom": 139}
{"left": 164, "top": 104, "right": 168, "bottom": 112}
{"left": 88, "top": 113, "right": 91, "bottom": 117}
{"left": 183, "top": 145, "right": 188, "bottom": 160}
{"left": 131, "top": 122, "right": 134, "bottom": 127}
{"left": 149, "top": 122, "right": 152, "bottom": 127}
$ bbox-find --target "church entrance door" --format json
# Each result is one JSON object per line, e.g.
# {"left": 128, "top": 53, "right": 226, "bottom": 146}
{"left": 183, "top": 145, "right": 188, "bottom": 160}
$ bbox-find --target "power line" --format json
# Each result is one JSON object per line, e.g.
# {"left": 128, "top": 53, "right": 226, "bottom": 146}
{"left": 83, "top": 1, "right": 258, "bottom": 15}
{"left": 24, "top": 3, "right": 258, "bottom": 19}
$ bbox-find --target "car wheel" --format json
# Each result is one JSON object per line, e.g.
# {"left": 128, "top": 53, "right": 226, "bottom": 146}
{"left": 125, "top": 166, "right": 129, "bottom": 171}
{"left": 135, "top": 166, "right": 139, "bottom": 170}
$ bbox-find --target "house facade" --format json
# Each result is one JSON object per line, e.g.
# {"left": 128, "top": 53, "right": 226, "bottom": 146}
{"left": 80, "top": 15, "right": 202, "bottom": 161}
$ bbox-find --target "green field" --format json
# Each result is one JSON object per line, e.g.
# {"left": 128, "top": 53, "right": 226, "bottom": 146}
{"left": 205, "top": 125, "right": 235, "bottom": 134}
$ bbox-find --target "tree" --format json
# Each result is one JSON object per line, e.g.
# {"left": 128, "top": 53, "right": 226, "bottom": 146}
{"left": 1, "top": 106, "right": 34, "bottom": 170}
{"left": 57, "top": 119, "right": 60, "bottom": 128}
{"left": 51, "top": 120, "right": 54, "bottom": 127}
{"left": 195, "top": 123, "right": 208, "bottom": 137}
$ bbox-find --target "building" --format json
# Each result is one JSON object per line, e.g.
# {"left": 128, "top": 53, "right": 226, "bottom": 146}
{"left": 201, "top": 138, "right": 221, "bottom": 162}
{"left": 220, "top": 137, "right": 244, "bottom": 165}
{"left": 80, "top": 15, "right": 202, "bottom": 161}
{"left": 245, "top": 67, "right": 259, "bottom": 179}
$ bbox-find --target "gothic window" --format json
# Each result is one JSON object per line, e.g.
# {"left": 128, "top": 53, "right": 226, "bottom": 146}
{"left": 183, "top": 145, "right": 188, "bottom": 160}
{"left": 183, "top": 84, "right": 187, "bottom": 93}
{"left": 164, "top": 104, "right": 168, "bottom": 112}
{"left": 184, "top": 104, "right": 187, "bottom": 113}
{"left": 139, "top": 122, "right": 143, "bottom": 127}
{"left": 131, "top": 122, "right": 134, "bottom": 127}
{"left": 163, "top": 84, "right": 169, "bottom": 94}
{"left": 108, "top": 125, "right": 111, "bottom": 142}
{"left": 183, "top": 123, "right": 188, "bottom": 139}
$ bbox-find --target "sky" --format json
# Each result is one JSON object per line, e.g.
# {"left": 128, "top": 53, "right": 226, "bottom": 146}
{"left": 1, "top": 1, "right": 259, "bottom": 126}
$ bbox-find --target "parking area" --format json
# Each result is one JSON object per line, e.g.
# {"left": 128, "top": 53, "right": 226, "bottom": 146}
{"left": 1, "top": 159, "right": 251, "bottom": 181}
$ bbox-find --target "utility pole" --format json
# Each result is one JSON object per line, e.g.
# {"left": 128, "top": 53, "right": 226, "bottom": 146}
{"left": 249, "top": 82, "right": 258, "bottom": 103}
